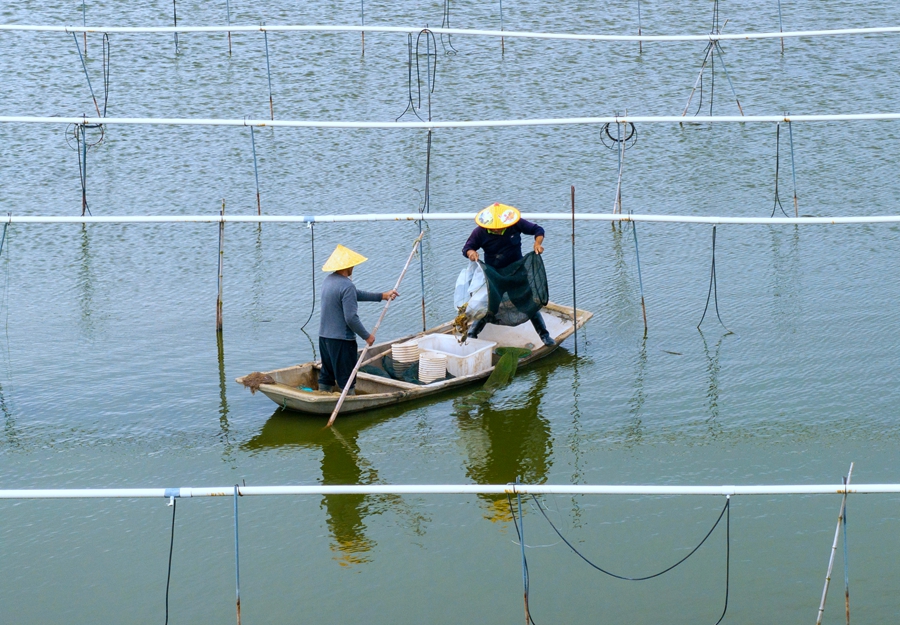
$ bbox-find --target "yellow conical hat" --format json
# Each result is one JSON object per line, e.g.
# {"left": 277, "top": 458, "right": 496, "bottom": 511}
{"left": 475, "top": 203, "right": 521, "bottom": 229}
{"left": 322, "top": 244, "right": 368, "bottom": 272}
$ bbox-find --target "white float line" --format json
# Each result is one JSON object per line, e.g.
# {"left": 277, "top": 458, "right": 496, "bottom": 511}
{"left": 0, "top": 483, "right": 893, "bottom": 499}
{"left": 1, "top": 23, "right": 900, "bottom": 43}
{"left": 3, "top": 214, "right": 900, "bottom": 225}
{"left": 3, "top": 114, "right": 900, "bottom": 129}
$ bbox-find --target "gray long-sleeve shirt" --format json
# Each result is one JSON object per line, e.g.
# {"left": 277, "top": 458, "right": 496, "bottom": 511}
{"left": 318, "top": 273, "right": 382, "bottom": 340}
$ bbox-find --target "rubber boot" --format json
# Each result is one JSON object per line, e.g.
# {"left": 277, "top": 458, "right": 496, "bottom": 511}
{"left": 468, "top": 317, "right": 487, "bottom": 340}
{"left": 531, "top": 313, "right": 555, "bottom": 347}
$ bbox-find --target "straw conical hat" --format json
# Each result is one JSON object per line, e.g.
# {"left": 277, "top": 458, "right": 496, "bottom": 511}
{"left": 322, "top": 245, "right": 368, "bottom": 272}
{"left": 475, "top": 203, "right": 521, "bottom": 229}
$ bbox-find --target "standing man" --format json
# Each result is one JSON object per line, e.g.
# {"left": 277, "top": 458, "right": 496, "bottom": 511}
{"left": 318, "top": 244, "right": 398, "bottom": 394}
{"left": 462, "top": 203, "right": 555, "bottom": 347}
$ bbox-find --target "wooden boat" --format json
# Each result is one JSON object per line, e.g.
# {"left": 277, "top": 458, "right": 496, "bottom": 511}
{"left": 235, "top": 302, "right": 592, "bottom": 416}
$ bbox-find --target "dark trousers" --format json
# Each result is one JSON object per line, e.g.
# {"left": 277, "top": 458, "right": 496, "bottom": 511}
{"left": 318, "top": 337, "right": 358, "bottom": 391}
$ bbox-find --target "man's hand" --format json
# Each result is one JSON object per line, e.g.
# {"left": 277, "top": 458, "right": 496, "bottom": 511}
{"left": 466, "top": 250, "right": 479, "bottom": 262}
{"left": 534, "top": 235, "right": 545, "bottom": 255}
{"left": 366, "top": 333, "right": 376, "bottom": 346}
{"left": 382, "top": 289, "right": 399, "bottom": 301}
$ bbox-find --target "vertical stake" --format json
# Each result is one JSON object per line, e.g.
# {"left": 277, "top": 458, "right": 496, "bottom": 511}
{"left": 632, "top": 220, "right": 648, "bottom": 334}
{"left": 263, "top": 28, "right": 274, "bottom": 120}
{"left": 226, "top": 0, "right": 232, "bottom": 55}
{"left": 499, "top": 0, "right": 505, "bottom": 54}
{"left": 81, "top": 0, "right": 87, "bottom": 55}
{"left": 173, "top": 0, "right": 178, "bottom": 54}
{"left": 217, "top": 200, "right": 225, "bottom": 332}
{"left": 250, "top": 126, "right": 261, "bottom": 215}
{"left": 360, "top": 0, "right": 365, "bottom": 56}
{"left": 815, "top": 463, "right": 854, "bottom": 625}
{"left": 233, "top": 484, "right": 242, "bottom": 625}
{"left": 515, "top": 478, "right": 529, "bottom": 625}
{"left": 777, "top": 0, "right": 785, "bottom": 54}
{"left": 80, "top": 125, "right": 88, "bottom": 217}
{"left": 637, "top": 0, "right": 643, "bottom": 54}
{"left": 571, "top": 185, "right": 577, "bottom": 357}
{"left": 787, "top": 117, "right": 799, "bottom": 217}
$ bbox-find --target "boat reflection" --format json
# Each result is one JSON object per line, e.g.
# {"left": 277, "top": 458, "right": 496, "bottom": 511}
{"left": 453, "top": 350, "right": 565, "bottom": 522}
{"left": 242, "top": 412, "right": 427, "bottom": 566}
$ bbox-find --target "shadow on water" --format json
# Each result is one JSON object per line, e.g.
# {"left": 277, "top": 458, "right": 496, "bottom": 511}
{"left": 241, "top": 411, "right": 429, "bottom": 567}
{"left": 217, "top": 332, "right": 234, "bottom": 465}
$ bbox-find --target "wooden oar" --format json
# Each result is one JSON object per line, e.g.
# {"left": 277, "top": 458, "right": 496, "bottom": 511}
{"left": 326, "top": 232, "right": 424, "bottom": 427}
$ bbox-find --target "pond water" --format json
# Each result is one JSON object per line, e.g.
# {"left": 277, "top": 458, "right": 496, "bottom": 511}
{"left": 2, "top": 1, "right": 900, "bottom": 623}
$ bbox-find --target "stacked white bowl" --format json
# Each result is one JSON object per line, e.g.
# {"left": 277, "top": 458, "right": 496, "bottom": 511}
{"left": 391, "top": 340, "right": 420, "bottom": 374}
{"left": 418, "top": 352, "right": 448, "bottom": 384}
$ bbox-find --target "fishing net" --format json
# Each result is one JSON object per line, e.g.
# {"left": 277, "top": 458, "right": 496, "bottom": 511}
{"left": 454, "top": 253, "right": 549, "bottom": 328}
{"left": 240, "top": 372, "right": 276, "bottom": 394}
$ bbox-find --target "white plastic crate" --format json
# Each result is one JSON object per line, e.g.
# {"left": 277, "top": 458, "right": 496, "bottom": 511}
{"left": 416, "top": 334, "right": 496, "bottom": 377}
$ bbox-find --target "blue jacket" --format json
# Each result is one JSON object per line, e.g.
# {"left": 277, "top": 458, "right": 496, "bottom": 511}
{"left": 462, "top": 219, "right": 545, "bottom": 269}
{"left": 318, "top": 273, "right": 382, "bottom": 340}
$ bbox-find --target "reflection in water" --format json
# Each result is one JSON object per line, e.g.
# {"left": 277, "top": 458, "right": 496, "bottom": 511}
{"left": 242, "top": 413, "right": 429, "bottom": 566}
{"left": 624, "top": 335, "right": 649, "bottom": 448}
{"left": 699, "top": 330, "right": 727, "bottom": 438}
{"left": 217, "top": 332, "right": 234, "bottom": 465}
{"left": 610, "top": 226, "right": 636, "bottom": 315}
{"left": 251, "top": 224, "right": 265, "bottom": 323}
{"left": 771, "top": 225, "right": 802, "bottom": 334}
{"left": 454, "top": 359, "right": 554, "bottom": 523}
{"left": 1, "top": 381, "right": 19, "bottom": 449}
{"left": 567, "top": 353, "right": 585, "bottom": 529}
{"left": 77, "top": 225, "right": 95, "bottom": 336}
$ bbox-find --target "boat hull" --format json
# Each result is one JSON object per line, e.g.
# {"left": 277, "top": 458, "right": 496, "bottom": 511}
{"left": 236, "top": 302, "right": 591, "bottom": 417}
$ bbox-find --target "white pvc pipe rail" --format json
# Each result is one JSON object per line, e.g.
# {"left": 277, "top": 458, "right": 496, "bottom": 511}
{"left": 3, "top": 213, "right": 900, "bottom": 225}
{"left": 0, "top": 483, "right": 894, "bottom": 499}
{"left": 1, "top": 23, "right": 900, "bottom": 43}
{"left": 3, "top": 114, "right": 900, "bottom": 129}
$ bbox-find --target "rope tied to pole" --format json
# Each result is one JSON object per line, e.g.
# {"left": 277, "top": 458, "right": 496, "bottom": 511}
{"left": 698, "top": 225, "right": 731, "bottom": 332}
{"left": 506, "top": 494, "right": 731, "bottom": 624}
{"left": 396, "top": 29, "right": 438, "bottom": 122}
{"left": 440, "top": 0, "right": 458, "bottom": 54}
{"left": 300, "top": 222, "right": 316, "bottom": 330}
{"left": 772, "top": 122, "right": 789, "bottom": 217}
{"left": 164, "top": 496, "right": 177, "bottom": 625}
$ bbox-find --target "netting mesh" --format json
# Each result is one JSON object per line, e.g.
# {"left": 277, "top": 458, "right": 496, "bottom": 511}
{"left": 481, "top": 252, "right": 549, "bottom": 326}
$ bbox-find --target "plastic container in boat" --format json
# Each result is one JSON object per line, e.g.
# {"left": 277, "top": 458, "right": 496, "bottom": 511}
{"left": 418, "top": 352, "right": 448, "bottom": 384}
{"left": 416, "top": 334, "right": 496, "bottom": 377}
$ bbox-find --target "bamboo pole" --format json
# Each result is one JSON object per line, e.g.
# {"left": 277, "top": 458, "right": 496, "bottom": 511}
{"left": 326, "top": 232, "right": 424, "bottom": 427}
{"left": 571, "top": 185, "right": 577, "bottom": 356}
{"left": 816, "top": 463, "right": 854, "bottom": 625}
{"left": 216, "top": 200, "right": 225, "bottom": 332}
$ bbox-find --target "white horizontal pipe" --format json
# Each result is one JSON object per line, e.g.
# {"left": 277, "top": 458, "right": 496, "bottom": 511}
{"left": 1, "top": 23, "right": 899, "bottom": 43}
{"left": 0, "top": 483, "right": 896, "bottom": 499}
{"left": 4, "top": 213, "right": 900, "bottom": 225}
{"left": 3, "top": 114, "right": 900, "bottom": 129}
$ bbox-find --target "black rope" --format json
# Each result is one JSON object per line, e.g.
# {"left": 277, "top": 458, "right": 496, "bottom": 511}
{"left": 532, "top": 495, "right": 729, "bottom": 581}
{"left": 698, "top": 226, "right": 730, "bottom": 331}
{"left": 506, "top": 493, "right": 538, "bottom": 625}
{"left": 714, "top": 497, "right": 731, "bottom": 625}
{"left": 396, "top": 30, "right": 438, "bottom": 122}
{"left": 300, "top": 223, "right": 316, "bottom": 330}
{"left": 101, "top": 34, "right": 110, "bottom": 117}
{"left": 600, "top": 122, "right": 637, "bottom": 150}
{"left": 771, "top": 123, "right": 789, "bottom": 217}
{"left": 165, "top": 498, "right": 177, "bottom": 625}
{"left": 440, "top": 0, "right": 458, "bottom": 54}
